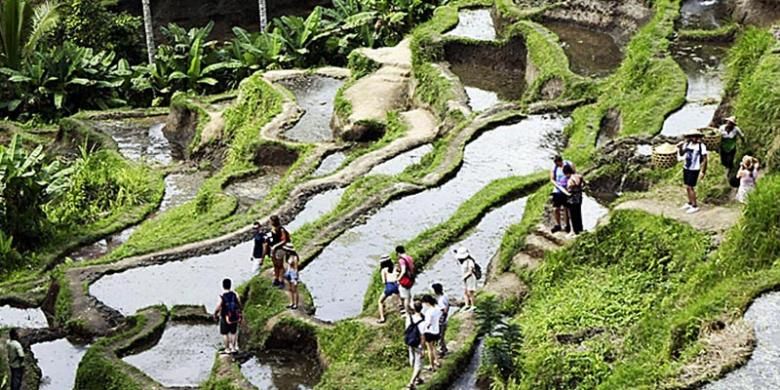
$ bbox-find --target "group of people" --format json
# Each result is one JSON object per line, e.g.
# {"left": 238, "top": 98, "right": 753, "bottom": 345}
{"left": 375, "top": 245, "right": 482, "bottom": 389}
{"left": 677, "top": 116, "right": 760, "bottom": 213}
{"left": 549, "top": 155, "right": 585, "bottom": 235}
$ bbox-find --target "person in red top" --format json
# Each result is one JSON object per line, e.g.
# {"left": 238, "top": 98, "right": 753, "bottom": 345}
{"left": 395, "top": 245, "right": 415, "bottom": 314}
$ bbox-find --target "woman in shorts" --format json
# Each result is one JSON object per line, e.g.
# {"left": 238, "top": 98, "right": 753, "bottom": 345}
{"left": 283, "top": 243, "right": 300, "bottom": 310}
{"left": 377, "top": 256, "right": 400, "bottom": 323}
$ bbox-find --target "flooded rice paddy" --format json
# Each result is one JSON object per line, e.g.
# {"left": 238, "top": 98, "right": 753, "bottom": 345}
{"left": 31, "top": 338, "right": 89, "bottom": 390}
{"left": 543, "top": 21, "right": 623, "bottom": 77}
{"left": 240, "top": 350, "right": 322, "bottom": 390}
{"left": 0, "top": 305, "right": 48, "bottom": 328}
{"left": 276, "top": 76, "right": 344, "bottom": 143}
{"left": 96, "top": 118, "right": 172, "bottom": 165}
{"left": 445, "top": 9, "right": 497, "bottom": 41}
{"left": 287, "top": 188, "right": 347, "bottom": 231}
{"left": 224, "top": 169, "right": 285, "bottom": 211}
{"left": 680, "top": 0, "right": 730, "bottom": 30}
{"left": 313, "top": 152, "right": 346, "bottom": 176}
{"left": 369, "top": 144, "right": 433, "bottom": 176}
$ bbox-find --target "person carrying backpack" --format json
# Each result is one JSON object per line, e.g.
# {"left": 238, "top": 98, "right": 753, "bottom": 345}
{"left": 213, "top": 278, "right": 242, "bottom": 354}
{"left": 404, "top": 301, "right": 426, "bottom": 389}
{"left": 6, "top": 328, "right": 25, "bottom": 390}
{"left": 563, "top": 164, "right": 585, "bottom": 236}
{"left": 677, "top": 130, "right": 708, "bottom": 214}
{"left": 456, "top": 247, "right": 478, "bottom": 312}
{"left": 396, "top": 246, "right": 415, "bottom": 314}
{"left": 550, "top": 155, "right": 575, "bottom": 233}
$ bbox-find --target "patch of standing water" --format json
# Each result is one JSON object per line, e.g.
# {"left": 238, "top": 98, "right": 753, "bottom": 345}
{"left": 313, "top": 152, "right": 346, "bottom": 176}
{"left": 122, "top": 324, "right": 220, "bottom": 387}
{"left": 69, "top": 226, "right": 137, "bottom": 261}
{"left": 276, "top": 76, "right": 344, "bottom": 143}
{"left": 288, "top": 188, "right": 347, "bottom": 231}
{"left": 705, "top": 292, "right": 780, "bottom": 389}
{"left": 413, "top": 198, "right": 527, "bottom": 298}
{"left": 90, "top": 241, "right": 256, "bottom": 314}
{"left": 302, "top": 115, "right": 568, "bottom": 321}
{"left": 449, "top": 62, "right": 525, "bottom": 109}
{"left": 452, "top": 339, "right": 487, "bottom": 390}
{"left": 369, "top": 144, "right": 433, "bottom": 176}
{"left": 445, "top": 9, "right": 496, "bottom": 41}
{"left": 543, "top": 21, "right": 623, "bottom": 78}
{"left": 680, "top": 0, "right": 730, "bottom": 30}
{"left": 95, "top": 118, "right": 173, "bottom": 165}
{"left": 224, "top": 169, "right": 285, "bottom": 211}
{"left": 31, "top": 338, "right": 89, "bottom": 390}
{"left": 240, "top": 350, "right": 323, "bottom": 390}
{"left": 661, "top": 42, "right": 727, "bottom": 137}
{"left": 0, "top": 305, "right": 48, "bottom": 328}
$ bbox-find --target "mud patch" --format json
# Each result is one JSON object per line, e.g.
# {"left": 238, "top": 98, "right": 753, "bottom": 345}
{"left": 288, "top": 188, "right": 346, "bottom": 231}
{"left": 445, "top": 9, "right": 497, "bottom": 41}
{"left": 122, "top": 323, "right": 220, "bottom": 387}
{"left": 241, "top": 350, "right": 322, "bottom": 390}
{"left": 277, "top": 76, "right": 344, "bottom": 143}
{"left": 254, "top": 142, "right": 300, "bottom": 167}
{"left": 0, "top": 305, "right": 48, "bottom": 328}
{"left": 369, "top": 144, "right": 433, "bottom": 176}
{"left": 313, "top": 152, "right": 346, "bottom": 177}
{"left": 597, "top": 108, "right": 621, "bottom": 146}
{"left": 543, "top": 21, "right": 623, "bottom": 77}
{"left": 31, "top": 338, "right": 89, "bottom": 390}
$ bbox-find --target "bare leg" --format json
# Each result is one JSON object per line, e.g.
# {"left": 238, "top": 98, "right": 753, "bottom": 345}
{"left": 223, "top": 334, "right": 230, "bottom": 351}
{"left": 293, "top": 285, "right": 299, "bottom": 307}
{"left": 378, "top": 295, "right": 387, "bottom": 321}
{"left": 554, "top": 207, "right": 561, "bottom": 226}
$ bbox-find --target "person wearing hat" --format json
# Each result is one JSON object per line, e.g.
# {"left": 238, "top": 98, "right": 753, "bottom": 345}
{"left": 377, "top": 255, "right": 400, "bottom": 323}
{"left": 719, "top": 116, "right": 744, "bottom": 171}
{"left": 677, "top": 129, "right": 709, "bottom": 214}
{"left": 283, "top": 242, "right": 300, "bottom": 310}
{"left": 455, "top": 247, "right": 477, "bottom": 311}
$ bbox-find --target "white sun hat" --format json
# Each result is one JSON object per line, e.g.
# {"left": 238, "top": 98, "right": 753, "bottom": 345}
{"left": 454, "top": 247, "right": 471, "bottom": 260}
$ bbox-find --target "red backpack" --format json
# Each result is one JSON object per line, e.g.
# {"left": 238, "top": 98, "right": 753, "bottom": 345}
{"left": 398, "top": 255, "right": 415, "bottom": 288}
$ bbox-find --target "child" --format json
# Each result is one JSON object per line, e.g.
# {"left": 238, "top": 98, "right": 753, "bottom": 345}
{"left": 736, "top": 156, "right": 759, "bottom": 203}
{"left": 284, "top": 243, "right": 300, "bottom": 309}
{"left": 377, "top": 256, "right": 400, "bottom": 323}
{"left": 213, "top": 278, "right": 242, "bottom": 354}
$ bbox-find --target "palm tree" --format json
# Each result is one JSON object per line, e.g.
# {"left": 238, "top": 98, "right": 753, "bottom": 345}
{"left": 0, "top": 0, "right": 59, "bottom": 69}
{"left": 141, "top": 0, "right": 155, "bottom": 65}
{"left": 258, "top": 0, "right": 267, "bottom": 31}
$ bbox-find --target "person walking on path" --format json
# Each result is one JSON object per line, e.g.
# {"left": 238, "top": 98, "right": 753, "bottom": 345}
{"left": 432, "top": 283, "right": 450, "bottom": 356}
{"left": 719, "top": 116, "right": 744, "bottom": 171}
{"left": 6, "top": 328, "right": 24, "bottom": 390}
{"left": 421, "top": 295, "right": 442, "bottom": 371}
{"left": 213, "top": 278, "right": 242, "bottom": 354}
{"left": 456, "top": 247, "right": 477, "bottom": 311}
{"left": 268, "top": 215, "right": 291, "bottom": 288}
{"left": 736, "top": 155, "right": 760, "bottom": 203}
{"left": 283, "top": 243, "right": 301, "bottom": 310}
{"left": 377, "top": 255, "right": 400, "bottom": 323}
{"left": 396, "top": 246, "right": 416, "bottom": 314}
{"left": 404, "top": 301, "right": 426, "bottom": 389}
{"left": 251, "top": 221, "right": 267, "bottom": 274}
{"left": 677, "top": 130, "right": 708, "bottom": 214}
{"left": 550, "top": 155, "right": 574, "bottom": 233}
{"left": 563, "top": 165, "right": 585, "bottom": 236}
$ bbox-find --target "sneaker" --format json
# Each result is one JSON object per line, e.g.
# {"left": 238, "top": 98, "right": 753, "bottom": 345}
{"left": 291, "top": 305, "right": 298, "bottom": 310}
{"left": 563, "top": 225, "right": 571, "bottom": 233}
{"left": 680, "top": 203, "right": 692, "bottom": 210}
{"left": 272, "top": 279, "right": 280, "bottom": 286}
{"left": 287, "top": 304, "right": 295, "bottom": 309}
{"left": 686, "top": 206, "right": 700, "bottom": 214}
{"left": 551, "top": 225, "right": 562, "bottom": 233}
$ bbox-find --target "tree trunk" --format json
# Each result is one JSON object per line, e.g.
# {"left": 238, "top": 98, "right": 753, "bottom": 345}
{"left": 141, "top": 0, "right": 155, "bottom": 65}
{"left": 258, "top": 0, "right": 267, "bottom": 31}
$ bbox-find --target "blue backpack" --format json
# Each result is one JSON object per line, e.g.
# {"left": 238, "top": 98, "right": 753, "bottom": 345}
{"left": 404, "top": 315, "right": 425, "bottom": 347}
{"left": 222, "top": 292, "right": 242, "bottom": 324}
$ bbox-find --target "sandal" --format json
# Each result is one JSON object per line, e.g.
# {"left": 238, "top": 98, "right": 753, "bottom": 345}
{"left": 376, "top": 319, "right": 386, "bottom": 324}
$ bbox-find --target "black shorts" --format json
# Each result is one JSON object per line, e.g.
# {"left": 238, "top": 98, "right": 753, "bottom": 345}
{"left": 552, "top": 192, "right": 568, "bottom": 208}
{"left": 683, "top": 169, "right": 700, "bottom": 187}
{"left": 220, "top": 317, "right": 238, "bottom": 335}
{"left": 424, "top": 332, "right": 441, "bottom": 342}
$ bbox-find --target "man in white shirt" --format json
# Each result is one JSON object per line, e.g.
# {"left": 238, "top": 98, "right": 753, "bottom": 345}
{"left": 677, "top": 129, "right": 708, "bottom": 214}
{"left": 6, "top": 328, "right": 25, "bottom": 390}
{"left": 432, "top": 283, "right": 450, "bottom": 355}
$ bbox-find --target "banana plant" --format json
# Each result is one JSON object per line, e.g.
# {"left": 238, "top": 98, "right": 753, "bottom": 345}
{"left": 0, "top": 0, "right": 60, "bottom": 69}
{"left": 273, "top": 7, "right": 333, "bottom": 68}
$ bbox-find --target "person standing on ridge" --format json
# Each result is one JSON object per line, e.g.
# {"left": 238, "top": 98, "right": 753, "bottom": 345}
{"left": 268, "top": 215, "right": 291, "bottom": 288}
{"left": 214, "top": 278, "right": 242, "bottom": 354}
{"left": 377, "top": 255, "right": 400, "bottom": 323}
{"left": 6, "top": 328, "right": 25, "bottom": 390}
{"left": 456, "top": 247, "right": 477, "bottom": 312}
{"left": 677, "top": 130, "right": 708, "bottom": 214}
{"left": 432, "top": 283, "right": 450, "bottom": 356}
{"left": 251, "top": 221, "right": 267, "bottom": 274}
{"left": 563, "top": 164, "right": 585, "bottom": 236}
{"left": 283, "top": 243, "right": 301, "bottom": 310}
{"left": 719, "top": 116, "right": 744, "bottom": 171}
{"left": 550, "top": 155, "right": 574, "bottom": 233}
{"left": 396, "top": 245, "right": 416, "bottom": 314}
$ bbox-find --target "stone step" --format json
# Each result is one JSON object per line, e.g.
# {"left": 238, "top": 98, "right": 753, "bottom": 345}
{"left": 524, "top": 233, "right": 561, "bottom": 259}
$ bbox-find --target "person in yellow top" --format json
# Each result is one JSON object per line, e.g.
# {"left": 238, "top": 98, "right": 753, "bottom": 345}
{"left": 6, "top": 328, "right": 25, "bottom": 390}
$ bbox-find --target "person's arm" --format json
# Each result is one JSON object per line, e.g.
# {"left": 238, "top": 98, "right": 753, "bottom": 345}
{"left": 549, "top": 167, "right": 555, "bottom": 183}
{"left": 213, "top": 296, "right": 222, "bottom": 319}
{"left": 462, "top": 260, "right": 474, "bottom": 281}
{"left": 398, "top": 262, "right": 407, "bottom": 279}
{"left": 737, "top": 126, "right": 745, "bottom": 139}
{"left": 701, "top": 154, "right": 708, "bottom": 177}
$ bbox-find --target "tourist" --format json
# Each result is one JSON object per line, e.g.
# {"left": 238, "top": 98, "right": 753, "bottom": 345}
{"left": 396, "top": 246, "right": 416, "bottom": 314}
{"left": 251, "top": 221, "right": 267, "bottom": 274}
{"left": 404, "top": 301, "right": 426, "bottom": 389}
{"left": 432, "top": 283, "right": 450, "bottom": 355}
{"left": 377, "top": 255, "right": 400, "bottom": 323}
{"left": 719, "top": 116, "right": 744, "bottom": 171}
{"left": 677, "top": 130, "right": 708, "bottom": 214}
{"left": 6, "top": 328, "right": 24, "bottom": 390}
{"left": 283, "top": 243, "right": 301, "bottom": 310}
{"left": 736, "top": 155, "right": 760, "bottom": 204}
{"left": 564, "top": 165, "right": 585, "bottom": 235}
{"left": 268, "top": 215, "right": 291, "bottom": 288}
{"left": 213, "top": 278, "right": 242, "bottom": 354}
{"left": 550, "top": 155, "right": 574, "bottom": 233}
{"left": 456, "top": 247, "right": 476, "bottom": 311}
{"left": 421, "top": 295, "right": 442, "bottom": 371}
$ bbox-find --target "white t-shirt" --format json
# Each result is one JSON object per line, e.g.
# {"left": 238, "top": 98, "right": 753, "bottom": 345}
{"left": 461, "top": 258, "right": 475, "bottom": 278}
{"left": 437, "top": 294, "right": 449, "bottom": 312}
{"left": 719, "top": 125, "right": 743, "bottom": 139}
{"left": 423, "top": 305, "right": 441, "bottom": 335}
{"left": 679, "top": 142, "right": 708, "bottom": 171}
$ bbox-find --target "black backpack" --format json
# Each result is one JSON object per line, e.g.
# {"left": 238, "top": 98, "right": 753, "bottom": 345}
{"left": 404, "top": 315, "right": 425, "bottom": 347}
{"left": 222, "top": 292, "right": 242, "bottom": 324}
{"left": 469, "top": 257, "right": 483, "bottom": 280}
